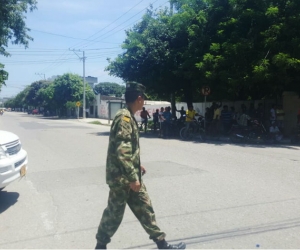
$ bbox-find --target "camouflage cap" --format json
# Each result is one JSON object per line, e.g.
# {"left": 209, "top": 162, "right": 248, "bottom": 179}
{"left": 126, "top": 81, "right": 148, "bottom": 99}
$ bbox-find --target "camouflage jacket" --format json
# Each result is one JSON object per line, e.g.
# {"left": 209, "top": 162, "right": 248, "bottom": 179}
{"left": 106, "top": 108, "right": 142, "bottom": 187}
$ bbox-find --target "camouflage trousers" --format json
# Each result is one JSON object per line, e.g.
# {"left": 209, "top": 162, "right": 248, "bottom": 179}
{"left": 96, "top": 183, "right": 166, "bottom": 245}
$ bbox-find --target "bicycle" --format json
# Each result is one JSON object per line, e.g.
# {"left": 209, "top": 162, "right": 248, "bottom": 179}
{"left": 179, "top": 118, "right": 206, "bottom": 141}
{"left": 168, "top": 118, "right": 185, "bottom": 138}
{"left": 137, "top": 121, "right": 148, "bottom": 132}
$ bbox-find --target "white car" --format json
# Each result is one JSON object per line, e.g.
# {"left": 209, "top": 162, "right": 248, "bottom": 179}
{"left": 0, "top": 130, "right": 28, "bottom": 190}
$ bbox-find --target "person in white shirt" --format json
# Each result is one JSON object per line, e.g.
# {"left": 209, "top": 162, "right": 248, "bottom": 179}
{"left": 270, "top": 104, "right": 277, "bottom": 123}
{"left": 269, "top": 122, "right": 282, "bottom": 141}
{"left": 158, "top": 107, "right": 165, "bottom": 137}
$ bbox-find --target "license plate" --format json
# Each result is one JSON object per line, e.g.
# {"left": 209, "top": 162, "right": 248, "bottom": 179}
{"left": 20, "top": 165, "right": 27, "bottom": 177}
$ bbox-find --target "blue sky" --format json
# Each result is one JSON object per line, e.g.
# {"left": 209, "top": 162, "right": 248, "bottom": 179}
{"left": 1, "top": 0, "right": 170, "bottom": 98}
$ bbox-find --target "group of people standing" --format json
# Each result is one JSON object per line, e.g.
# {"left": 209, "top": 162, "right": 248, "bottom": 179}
{"left": 139, "top": 102, "right": 288, "bottom": 140}
{"left": 140, "top": 106, "right": 173, "bottom": 137}
{"left": 140, "top": 105, "right": 200, "bottom": 138}
{"left": 204, "top": 102, "right": 285, "bottom": 140}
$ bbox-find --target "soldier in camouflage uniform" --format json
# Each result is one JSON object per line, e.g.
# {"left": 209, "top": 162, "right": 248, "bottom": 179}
{"left": 95, "top": 82, "right": 186, "bottom": 249}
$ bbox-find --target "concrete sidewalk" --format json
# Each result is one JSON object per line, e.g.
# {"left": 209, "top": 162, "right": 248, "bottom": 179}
{"left": 77, "top": 117, "right": 112, "bottom": 126}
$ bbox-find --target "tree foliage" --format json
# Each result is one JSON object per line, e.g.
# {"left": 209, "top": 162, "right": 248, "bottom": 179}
{"left": 94, "top": 82, "right": 125, "bottom": 97}
{"left": 0, "top": 63, "right": 8, "bottom": 87}
{"left": 0, "top": 0, "right": 37, "bottom": 90}
{"left": 106, "top": 0, "right": 300, "bottom": 102}
{"left": 50, "top": 73, "right": 94, "bottom": 115}
{"left": 24, "top": 80, "right": 50, "bottom": 107}
{"left": 5, "top": 73, "right": 95, "bottom": 117}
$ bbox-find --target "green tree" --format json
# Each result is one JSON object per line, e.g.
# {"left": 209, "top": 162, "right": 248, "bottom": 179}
{"left": 25, "top": 80, "right": 50, "bottom": 107}
{"left": 106, "top": 3, "right": 209, "bottom": 105}
{"left": 0, "top": 63, "right": 8, "bottom": 86}
{"left": 6, "top": 86, "right": 30, "bottom": 109}
{"left": 36, "top": 83, "right": 55, "bottom": 111}
{"left": 0, "top": 0, "right": 37, "bottom": 90}
{"left": 107, "top": 0, "right": 300, "bottom": 102}
{"left": 4, "top": 98, "right": 15, "bottom": 109}
{"left": 51, "top": 73, "right": 94, "bottom": 116}
{"left": 94, "top": 82, "right": 125, "bottom": 97}
{"left": 197, "top": 0, "right": 300, "bottom": 100}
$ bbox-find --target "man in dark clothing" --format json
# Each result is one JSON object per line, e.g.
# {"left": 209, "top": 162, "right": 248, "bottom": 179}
{"left": 221, "top": 105, "right": 232, "bottom": 133}
{"left": 162, "top": 106, "right": 172, "bottom": 138}
{"left": 140, "top": 107, "right": 151, "bottom": 132}
{"left": 255, "top": 103, "right": 265, "bottom": 124}
{"left": 153, "top": 109, "right": 159, "bottom": 131}
{"left": 176, "top": 106, "right": 186, "bottom": 121}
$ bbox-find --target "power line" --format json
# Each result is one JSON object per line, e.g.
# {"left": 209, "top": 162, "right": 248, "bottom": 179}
{"left": 71, "top": 0, "right": 146, "bottom": 49}
{"left": 38, "top": 0, "right": 167, "bottom": 73}
{"left": 4, "top": 0, "right": 168, "bottom": 78}
{"left": 35, "top": 73, "right": 46, "bottom": 80}
{"left": 78, "top": 0, "right": 161, "bottom": 49}
{"left": 89, "top": 0, "right": 169, "bottom": 44}
{"left": 29, "top": 29, "right": 121, "bottom": 44}
{"left": 37, "top": 49, "right": 72, "bottom": 74}
{"left": 6, "top": 49, "right": 122, "bottom": 56}
{"left": 6, "top": 46, "right": 121, "bottom": 53}
{"left": 7, "top": 48, "right": 68, "bottom": 51}
{"left": 32, "top": 47, "right": 122, "bottom": 74}
{"left": 3, "top": 54, "right": 119, "bottom": 65}
{"left": 15, "top": 1, "right": 147, "bottom": 77}
{"left": 3, "top": 51, "right": 122, "bottom": 62}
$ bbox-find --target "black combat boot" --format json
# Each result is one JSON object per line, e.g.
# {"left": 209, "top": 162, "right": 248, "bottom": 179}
{"left": 95, "top": 242, "right": 107, "bottom": 249}
{"left": 156, "top": 239, "right": 186, "bottom": 249}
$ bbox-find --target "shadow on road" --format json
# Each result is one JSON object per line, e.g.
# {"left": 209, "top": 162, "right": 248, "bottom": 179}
{"left": 196, "top": 138, "right": 300, "bottom": 150}
{"left": 18, "top": 113, "right": 73, "bottom": 120}
{"left": 128, "top": 217, "right": 300, "bottom": 249}
{"left": 88, "top": 131, "right": 111, "bottom": 137}
{"left": 0, "top": 190, "right": 19, "bottom": 214}
{"left": 139, "top": 131, "right": 300, "bottom": 149}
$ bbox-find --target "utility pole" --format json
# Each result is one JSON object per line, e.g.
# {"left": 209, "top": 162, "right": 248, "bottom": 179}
{"left": 70, "top": 49, "right": 87, "bottom": 119}
{"left": 35, "top": 73, "right": 45, "bottom": 80}
{"left": 170, "top": 1, "right": 176, "bottom": 118}
{"left": 83, "top": 51, "right": 86, "bottom": 119}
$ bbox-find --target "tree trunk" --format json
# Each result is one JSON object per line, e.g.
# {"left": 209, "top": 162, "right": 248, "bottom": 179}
{"left": 183, "top": 84, "right": 194, "bottom": 107}
{"left": 171, "top": 92, "right": 176, "bottom": 118}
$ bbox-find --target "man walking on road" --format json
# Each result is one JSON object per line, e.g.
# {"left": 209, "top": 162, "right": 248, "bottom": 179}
{"left": 140, "top": 107, "right": 151, "bottom": 132}
{"left": 95, "top": 82, "right": 186, "bottom": 249}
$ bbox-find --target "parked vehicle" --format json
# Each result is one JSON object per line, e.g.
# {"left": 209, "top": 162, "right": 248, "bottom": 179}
{"left": 229, "top": 120, "right": 271, "bottom": 143}
{"left": 32, "top": 109, "right": 39, "bottom": 115}
{"left": 0, "top": 130, "right": 28, "bottom": 190}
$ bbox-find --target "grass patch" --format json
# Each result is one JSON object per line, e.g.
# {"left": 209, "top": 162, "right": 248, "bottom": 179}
{"left": 89, "top": 121, "right": 102, "bottom": 125}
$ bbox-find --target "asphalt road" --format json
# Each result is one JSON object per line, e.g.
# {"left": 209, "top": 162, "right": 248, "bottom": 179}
{"left": 0, "top": 112, "right": 300, "bottom": 249}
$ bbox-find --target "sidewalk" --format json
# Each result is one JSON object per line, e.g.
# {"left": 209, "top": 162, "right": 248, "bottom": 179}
{"left": 77, "top": 117, "right": 112, "bottom": 126}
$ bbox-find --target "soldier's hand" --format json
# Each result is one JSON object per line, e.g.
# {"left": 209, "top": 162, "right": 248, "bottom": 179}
{"left": 130, "top": 181, "right": 141, "bottom": 192}
{"left": 141, "top": 166, "right": 146, "bottom": 175}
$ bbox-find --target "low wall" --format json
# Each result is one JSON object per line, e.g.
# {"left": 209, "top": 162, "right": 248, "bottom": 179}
{"left": 93, "top": 96, "right": 300, "bottom": 135}
{"left": 283, "top": 92, "right": 300, "bottom": 135}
